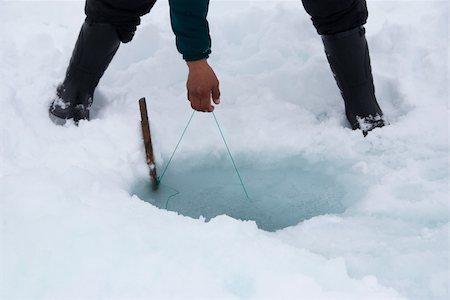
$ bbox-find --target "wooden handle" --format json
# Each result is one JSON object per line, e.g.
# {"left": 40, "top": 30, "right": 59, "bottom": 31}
{"left": 139, "top": 97, "right": 158, "bottom": 190}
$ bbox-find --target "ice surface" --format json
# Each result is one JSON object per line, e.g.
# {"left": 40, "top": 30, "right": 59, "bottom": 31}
{"left": 132, "top": 155, "right": 349, "bottom": 231}
{"left": 0, "top": 1, "right": 448, "bottom": 299}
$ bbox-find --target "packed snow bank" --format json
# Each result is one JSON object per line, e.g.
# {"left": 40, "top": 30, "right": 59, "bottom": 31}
{"left": 0, "top": 1, "right": 448, "bottom": 299}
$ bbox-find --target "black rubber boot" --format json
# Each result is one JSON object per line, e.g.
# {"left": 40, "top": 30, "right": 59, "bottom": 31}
{"left": 322, "top": 26, "right": 386, "bottom": 136}
{"left": 49, "top": 21, "right": 120, "bottom": 125}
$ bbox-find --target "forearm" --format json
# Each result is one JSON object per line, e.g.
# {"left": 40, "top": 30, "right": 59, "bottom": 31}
{"left": 169, "top": 0, "right": 211, "bottom": 61}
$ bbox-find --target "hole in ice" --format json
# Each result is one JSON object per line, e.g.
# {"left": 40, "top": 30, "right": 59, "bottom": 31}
{"left": 131, "top": 155, "right": 351, "bottom": 232}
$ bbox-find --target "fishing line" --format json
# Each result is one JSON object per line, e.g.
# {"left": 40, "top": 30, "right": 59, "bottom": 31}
{"left": 212, "top": 111, "right": 250, "bottom": 200}
{"left": 156, "top": 109, "right": 250, "bottom": 206}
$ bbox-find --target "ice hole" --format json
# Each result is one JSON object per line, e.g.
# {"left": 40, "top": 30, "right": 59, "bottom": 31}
{"left": 131, "top": 155, "right": 352, "bottom": 231}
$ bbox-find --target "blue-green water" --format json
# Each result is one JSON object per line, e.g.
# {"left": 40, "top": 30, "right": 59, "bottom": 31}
{"left": 131, "top": 157, "right": 350, "bottom": 231}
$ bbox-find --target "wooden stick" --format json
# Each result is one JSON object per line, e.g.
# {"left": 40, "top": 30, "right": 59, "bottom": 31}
{"left": 139, "top": 97, "right": 158, "bottom": 190}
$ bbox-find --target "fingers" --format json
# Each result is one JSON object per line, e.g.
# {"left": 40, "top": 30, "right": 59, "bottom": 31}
{"left": 188, "top": 90, "right": 214, "bottom": 112}
{"left": 189, "top": 98, "right": 213, "bottom": 112}
{"left": 202, "top": 89, "right": 215, "bottom": 112}
{"left": 212, "top": 85, "right": 221, "bottom": 105}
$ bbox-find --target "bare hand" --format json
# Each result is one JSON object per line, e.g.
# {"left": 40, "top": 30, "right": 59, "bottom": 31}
{"left": 186, "top": 59, "right": 220, "bottom": 112}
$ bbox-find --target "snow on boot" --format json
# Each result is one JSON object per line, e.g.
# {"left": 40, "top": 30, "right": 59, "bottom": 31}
{"left": 49, "top": 21, "right": 120, "bottom": 125}
{"left": 322, "top": 26, "right": 386, "bottom": 136}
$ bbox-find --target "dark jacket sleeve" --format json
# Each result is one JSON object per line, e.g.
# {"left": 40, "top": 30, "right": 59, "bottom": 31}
{"left": 169, "top": 0, "right": 211, "bottom": 61}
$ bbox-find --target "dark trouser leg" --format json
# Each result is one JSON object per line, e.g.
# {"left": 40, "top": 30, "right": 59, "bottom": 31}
{"left": 85, "top": 0, "right": 157, "bottom": 43}
{"left": 301, "top": 0, "right": 385, "bottom": 135}
{"left": 49, "top": 0, "right": 156, "bottom": 124}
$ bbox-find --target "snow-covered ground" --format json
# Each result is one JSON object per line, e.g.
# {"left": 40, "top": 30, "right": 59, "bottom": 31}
{"left": 0, "top": 0, "right": 448, "bottom": 299}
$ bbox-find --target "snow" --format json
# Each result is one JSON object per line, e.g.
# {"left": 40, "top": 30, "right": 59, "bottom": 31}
{"left": 0, "top": 0, "right": 448, "bottom": 299}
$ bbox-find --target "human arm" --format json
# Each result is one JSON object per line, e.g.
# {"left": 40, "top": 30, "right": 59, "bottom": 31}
{"left": 169, "top": 0, "right": 220, "bottom": 112}
{"left": 169, "top": 0, "right": 211, "bottom": 61}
